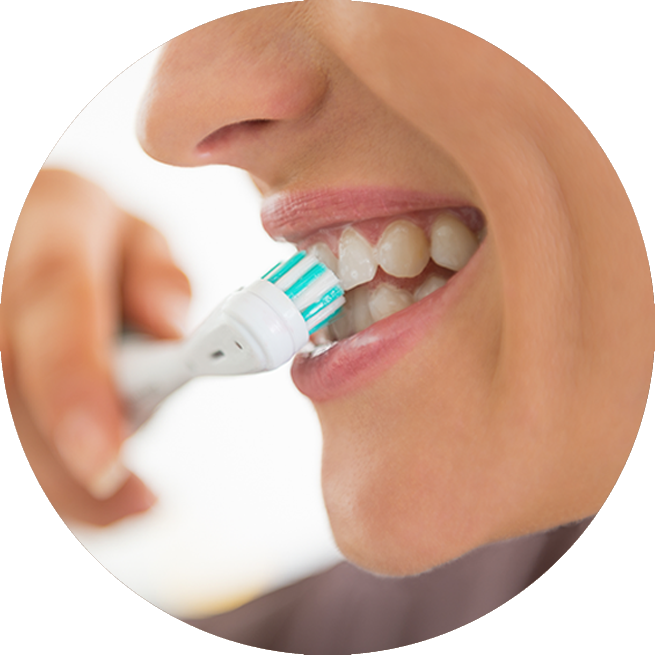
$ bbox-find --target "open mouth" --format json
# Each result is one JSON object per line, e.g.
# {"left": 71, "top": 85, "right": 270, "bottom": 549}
{"left": 261, "top": 188, "right": 486, "bottom": 400}
{"left": 296, "top": 207, "right": 485, "bottom": 345}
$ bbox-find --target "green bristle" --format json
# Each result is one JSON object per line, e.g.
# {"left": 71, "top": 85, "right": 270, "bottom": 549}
{"left": 263, "top": 250, "right": 306, "bottom": 285}
{"left": 309, "top": 306, "right": 344, "bottom": 335}
{"left": 301, "top": 286, "right": 344, "bottom": 322}
{"left": 285, "top": 263, "right": 326, "bottom": 301}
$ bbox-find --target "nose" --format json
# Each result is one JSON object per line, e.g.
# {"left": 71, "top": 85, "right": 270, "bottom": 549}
{"left": 137, "top": 5, "right": 329, "bottom": 187}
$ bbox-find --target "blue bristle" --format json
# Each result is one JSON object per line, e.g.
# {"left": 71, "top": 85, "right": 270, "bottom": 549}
{"left": 262, "top": 250, "right": 345, "bottom": 333}
{"left": 309, "top": 306, "right": 344, "bottom": 335}
{"left": 285, "top": 262, "right": 326, "bottom": 300}
{"left": 263, "top": 250, "right": 306, "bottom": 285}
{"left": 260, "top": 261, "right": 282, "bottom": 280}
{"left": 301, "top": 286, "right": 344, "bottom": 322}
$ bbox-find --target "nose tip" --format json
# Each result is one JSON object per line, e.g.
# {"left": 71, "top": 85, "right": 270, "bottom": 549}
{"left": 137, "top": 9, "right": 329, "bottom": 175}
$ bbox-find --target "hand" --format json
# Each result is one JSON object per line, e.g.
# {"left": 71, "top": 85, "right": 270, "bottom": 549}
{"left": 1, "top": 169, "right": 191, "bottom": 525}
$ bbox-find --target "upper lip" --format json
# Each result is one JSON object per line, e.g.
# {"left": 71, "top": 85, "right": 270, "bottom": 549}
{"left": 260, "top": 187, "right": 472, "bottom": 242}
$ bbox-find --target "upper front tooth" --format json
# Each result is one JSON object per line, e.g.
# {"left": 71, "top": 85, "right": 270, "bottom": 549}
{"left": 368, "top": 283, "right": 414, "bottom": 322}
{"left": 375, "top": 220, "right": 430, "bottom": 278}
{"left": 308, "top": 242, "right": 339, "bottom": 274}
{"left": 338, "top": 228, "right": 378, "bottom": 291}
{"left": 430, "top": 212, "right": 478, "bottom": 271}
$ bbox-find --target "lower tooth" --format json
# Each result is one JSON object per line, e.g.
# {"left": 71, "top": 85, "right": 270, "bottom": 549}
{"left": 369, "top": 283, "right": 414, "bottom": 322}
{"left": 328, "top": 304, "right": 354, "bottom": 341}
{"left": 311, "top": 326, "right": 333, "bottom": 346}
{"left": 350, "top": 286, "right": 374, "bottom": 333}
{"left": 310, "top": 342, "right": 336, "bottom": 357}
{"left": 414, "top": 275, "right": 447, "bottom": 301}
{"left": 327, "top": 286, "right": 374, "bottom": 340}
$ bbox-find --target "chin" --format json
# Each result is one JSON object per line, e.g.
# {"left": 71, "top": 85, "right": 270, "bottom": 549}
{"left": 330, "top": 516, "right": 471, "bottom": 578}
{"left": 319, "top": 425, "right": 492, "bottom": 577}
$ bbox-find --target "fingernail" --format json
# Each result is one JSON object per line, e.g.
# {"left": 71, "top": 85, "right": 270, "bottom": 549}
{"left": 157, "top": 290, "right": 190, "bottom": 336}
{"left": 87, "top": 459, "right": 131, "bottom": 500}
{"left": 54, "top": 408, "right": 123, "bottom": 497}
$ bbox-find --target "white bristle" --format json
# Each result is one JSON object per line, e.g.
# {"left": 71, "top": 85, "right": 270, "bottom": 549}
{"left": 274, "top": 255, "right": 315, "bottom": 293}
{"left": 263, "top": 251, "right": 345, "bottom": 332}
{"left": 292, "top": 267, "right": 339, "bottom": 311}
{"left": 305, "top": 299, "right": 345, "bottom": 333}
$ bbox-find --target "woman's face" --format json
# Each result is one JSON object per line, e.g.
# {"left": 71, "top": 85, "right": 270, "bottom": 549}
{"left": 138, "top": 1, "right": 654, "bottom": 575}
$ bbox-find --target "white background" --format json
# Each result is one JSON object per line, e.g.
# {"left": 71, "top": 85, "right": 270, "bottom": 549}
{"left": 41, "top": 43, "right": 343, "bottom": 619}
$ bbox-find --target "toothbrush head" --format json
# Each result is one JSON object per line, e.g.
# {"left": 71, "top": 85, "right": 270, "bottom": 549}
{"left": 181, "top": 250, "right": 346, "bottom": 376}
{"left": 262, "top": 250, "right": 345, "bottom": 334}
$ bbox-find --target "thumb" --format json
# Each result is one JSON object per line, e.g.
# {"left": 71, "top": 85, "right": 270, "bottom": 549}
{"left": 121, "top": 216, "right": 192, "bottom": 339}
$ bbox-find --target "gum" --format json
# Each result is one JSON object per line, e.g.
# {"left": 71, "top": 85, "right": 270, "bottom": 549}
{"left": 295, "top": 206, "right": 485, "bottom": 256}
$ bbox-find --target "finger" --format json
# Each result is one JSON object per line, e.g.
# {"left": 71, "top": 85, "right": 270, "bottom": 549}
{"left": 121, "top": 216, "right": 192, "bottom": 339}
{"left": 5, "top": 337, "right": 157, "bottom": 524}
{"left": 5, "top": 170, "right": 128, "bottom": 499}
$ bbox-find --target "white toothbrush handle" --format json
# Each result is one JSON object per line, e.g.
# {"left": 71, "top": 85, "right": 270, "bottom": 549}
{"left": 114, "top": 337, "right": 191, "bottom": 430}
{"left": 115, "top": 280, "right": 309, "bottom": 430}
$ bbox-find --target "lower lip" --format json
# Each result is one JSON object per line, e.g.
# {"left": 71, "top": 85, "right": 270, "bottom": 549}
{"left": 291, "top": 240, "right": 486, "bottom": 402}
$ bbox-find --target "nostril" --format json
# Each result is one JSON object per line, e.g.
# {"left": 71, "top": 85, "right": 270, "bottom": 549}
{"left": 196, "top": 119, "right": 273, "bottom": 156}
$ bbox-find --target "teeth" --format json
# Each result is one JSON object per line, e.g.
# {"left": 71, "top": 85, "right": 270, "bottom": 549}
{"left": 307, "top": 242, "right": 339, "bottom": 274}
{"left": 413, "top": 274, "right": 448, "bottom": 301}
{"left": 327, "top": 304, "right": 353, "bottom": 341}
{"left": 310, "top": 325, "right": 333, "bottom": 346}
{"left": 327, "top": 286, "right": 374, "bottom": 341}
{"left": 338, "top": 228, "right": 378, "bottom": 291}
{"left": 369, "top": 284, "right": 414, "bottom": 322}
{"left": 350, "top": 285, "right": 374, "bottom": 333}
{"left": 325, "top": 273, "right": 447, "bottom": 344}
{"left": 375, "top": 220, "right": 430, "bottom": 278}
{"left": 304, "top": 212, "right": 483, "bottom": 344}
{"left": 309, "top": 342, "right": 336, "bottom": 358}
{"left": 430, "top": 212, "right": 478, "bottom": 271}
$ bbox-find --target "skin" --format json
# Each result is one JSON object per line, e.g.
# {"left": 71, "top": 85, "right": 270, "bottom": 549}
{"left": 3, "top": 1, "right": 654, "bottom": 572}
{"left": 2, "top": 170, "right": 190, "bottom": 524}
{"left": 138, "top": 1, "right": 655, "bottom": 574}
